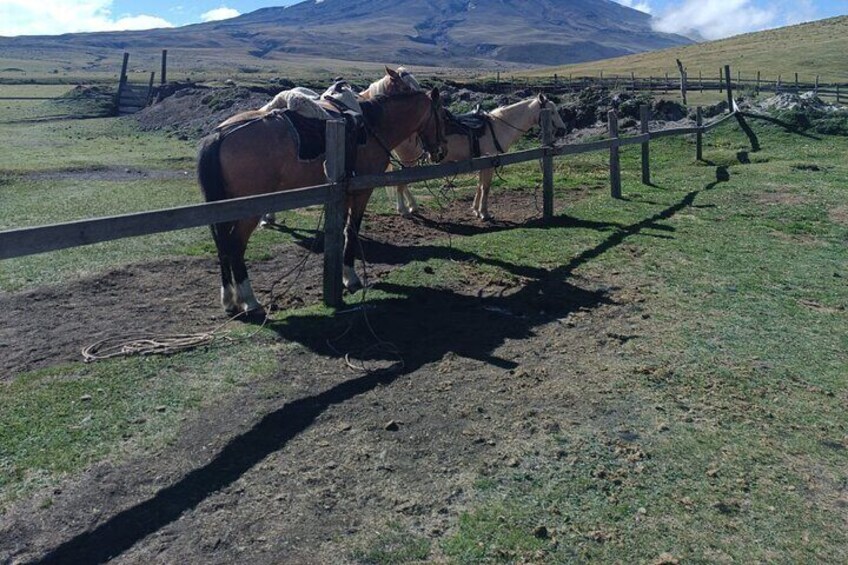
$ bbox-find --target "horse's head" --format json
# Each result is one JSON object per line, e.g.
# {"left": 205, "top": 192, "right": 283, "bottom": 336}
{"left": 538, "top": 93, "right": 568, "bottom": 138}
{"left": 383, "top": 66, "right": 422, "bottom": 95}
{"left": 417, "top": 88, "right": 448, "bottom": 163}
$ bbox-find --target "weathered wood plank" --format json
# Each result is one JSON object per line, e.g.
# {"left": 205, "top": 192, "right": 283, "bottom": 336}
{"left": 541, "top": 108, "right": 554, "bottom": 220}
{"left": 608, "top": 110, "right": 621, "bottom": 199}
{"left": 0, "top": 184, "right": 330, "bottom": 260}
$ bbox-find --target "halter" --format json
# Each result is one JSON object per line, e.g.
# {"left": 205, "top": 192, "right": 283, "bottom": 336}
{"left": 366, "top": 93, "right": 446, "bottom": 164}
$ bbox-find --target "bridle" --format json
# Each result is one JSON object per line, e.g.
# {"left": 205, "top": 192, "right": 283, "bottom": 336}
{"left": 364, "top": 92, "right": 446, "bottom": 163}
{"left": 418, "top": 95, "right": 446, "bottom": 160}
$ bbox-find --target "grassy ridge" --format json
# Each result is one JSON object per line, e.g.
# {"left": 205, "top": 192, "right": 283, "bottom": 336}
{"left": 523, "top": 16, "right": 848, "bottom": 83}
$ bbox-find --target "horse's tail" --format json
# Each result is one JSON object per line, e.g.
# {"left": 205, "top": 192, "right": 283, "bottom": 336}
{"left": 197, "top": 133, "right": 233, "bottom": 260}
{"left": 198, "top": 133, "right": 225, "bottom": 203}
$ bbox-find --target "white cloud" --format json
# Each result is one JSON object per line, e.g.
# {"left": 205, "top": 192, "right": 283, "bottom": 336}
{"left": 615, "top": 0, "right": 652, "bottom": 14}
{"left": 0, "top": 0, "right": 173, "bottom": 36}
{"left": 200, "top": 7, "right": 240, "bottom": 22}
{"left": 652, "top": 0, "right": 792, "bottom": 40}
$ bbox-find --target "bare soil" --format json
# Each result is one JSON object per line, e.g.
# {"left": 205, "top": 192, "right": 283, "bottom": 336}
{"left": 0, "top": 191, "right": 651, "bottom": 564}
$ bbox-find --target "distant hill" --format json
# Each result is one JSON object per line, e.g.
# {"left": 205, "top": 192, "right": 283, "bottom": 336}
{"left": 0, "top": 0, "right": 690, "bottom": 74}
{"left": 523, "top": 16, "right": 848, "bottom": 82}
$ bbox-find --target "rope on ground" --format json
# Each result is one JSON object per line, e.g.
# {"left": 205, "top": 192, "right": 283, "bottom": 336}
{"left": 82, "top": 211, "right": 325, "bottom": 362}
{"left": 326, "top": 223, "right": 405, "bottom": 373}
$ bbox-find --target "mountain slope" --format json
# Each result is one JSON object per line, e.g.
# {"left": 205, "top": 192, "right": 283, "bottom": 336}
{"left": 523, "top": 16, "right": 848, "bottom": 82}
{"left": 0, "top": 0, "right": 690, "bottom": 71}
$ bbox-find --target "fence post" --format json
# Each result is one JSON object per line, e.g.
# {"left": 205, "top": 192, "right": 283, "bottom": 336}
{"left": 541, "top": 108, "right": 554, "bottom": 220}
{"left": 119, "top": 52, "right": 129, "bottom": 84}
{"left": 699, "top": 70, "right": 703, "bottom": 92}
{"left": 756, "top": 70, "right": 761, "bottom": 94}
{"left": 795, "top": 72, "right": 799, "bottom": 91}
{"left": 631, "top": 72, "right": 636, "bottom": 92}
{"left": 719, "top": 67, "right": 723, "bottom": 93}
{"left": 160, "top": 49, "right": 168, "bottom": 85}
{"left": 608, "top": 110, "right": 621, "bottom": 199}
{"left": 837, "top": 84, "right": 841, "bottom": 103}
{"left": 724, "top": 65, "right": 734, "bottom": 110}
{"left": 815, "top": 75, "right": 819, "bottom": 94}
{"left": 146, "top": 72, "right": 155, "bottom": 105}
{"left": 640, "top": 105, "right": 651, "bottom": 185}
{"left": 696, "top": 106, "right": 703, "bottom": 162}
{"left": 323, "top": 119, "right": 346, "bottom": 308}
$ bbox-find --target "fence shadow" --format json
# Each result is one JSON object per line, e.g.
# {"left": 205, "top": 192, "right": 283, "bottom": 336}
{"left": 35, "top": 169, "right": 731, "bottom": 564}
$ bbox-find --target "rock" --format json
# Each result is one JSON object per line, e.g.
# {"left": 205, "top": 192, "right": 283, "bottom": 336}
{"left": 533, "top": 525, "right": 549, "bottom": 539}
{"left": 384, "top": 420, "right": 400, "bottom": 431}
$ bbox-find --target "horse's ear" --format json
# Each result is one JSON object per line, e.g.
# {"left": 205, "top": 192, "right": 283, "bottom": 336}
{"left": 429, "top": 87, "right": 441, "bottom": 103}
{"left": 538, "top": 93, "right": 548, "bottom": 105}
{"left": 385, "top": 66, "right": 400, "bottom": 79}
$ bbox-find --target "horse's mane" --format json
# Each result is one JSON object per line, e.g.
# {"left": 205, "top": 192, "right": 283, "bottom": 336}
{"left": 490, "top": 96, "right": 538, "bottom": 118}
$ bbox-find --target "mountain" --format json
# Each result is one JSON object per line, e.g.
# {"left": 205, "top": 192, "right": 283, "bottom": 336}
{"left": 0, "top": 0, "right": 691, "bottom": 71}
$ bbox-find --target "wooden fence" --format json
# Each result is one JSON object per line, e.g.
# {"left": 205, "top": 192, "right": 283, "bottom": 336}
{"left": 0, "top": 73, "right": 752, "bottom": 308}
{"left": 481, "top": 70, "right": 847, "bottom": 102}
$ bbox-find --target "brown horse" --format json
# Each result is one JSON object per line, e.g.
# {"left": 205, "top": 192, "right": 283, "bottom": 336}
{"left": 197, "top": 89, "right": 447, "bottom": 317}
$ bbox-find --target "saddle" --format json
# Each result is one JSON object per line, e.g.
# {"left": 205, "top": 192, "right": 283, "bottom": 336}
{"left": 279, "top": 107, "right": 367, "bottom": 173}
{"left": 445, "top": 107, "right": 504, "bottom": 157}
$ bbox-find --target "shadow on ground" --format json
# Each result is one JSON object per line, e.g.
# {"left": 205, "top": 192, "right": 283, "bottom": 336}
{"left": 33, "top": 169, "right": 730, "bottom": 564}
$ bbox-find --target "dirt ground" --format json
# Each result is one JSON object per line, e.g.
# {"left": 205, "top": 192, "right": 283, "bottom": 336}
{"left": 0, "top": 188, "right": 654, "bottom": 563}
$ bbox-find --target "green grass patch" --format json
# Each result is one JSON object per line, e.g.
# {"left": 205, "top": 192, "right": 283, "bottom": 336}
{"left": 0, "top": 336, "right": 280, "bottom": 509}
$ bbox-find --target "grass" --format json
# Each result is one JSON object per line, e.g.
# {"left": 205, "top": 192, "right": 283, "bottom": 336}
{"left": 0, "top": 333, "right": 281, "bottom": 509}
{"left": 1, "top": 94, "right": 846, "bottom": 562}
{"left": 522, "top": 16, "right": 848, "bottom": 84}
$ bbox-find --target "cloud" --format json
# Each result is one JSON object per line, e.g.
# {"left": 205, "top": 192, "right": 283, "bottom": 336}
{"left": 200, "top": 7, "right": 241, "bottom": 22}
{"left": 614, "top": 0, "right": 652, "bottom": 14}
{"left": 652, "top": 0, "right": 819, "bottom": 40}
{"left": 0, "top": 0, "right": 173, "bottom": 36}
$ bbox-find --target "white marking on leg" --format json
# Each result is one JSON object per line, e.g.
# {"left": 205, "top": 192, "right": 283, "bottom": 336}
{"left": 221, "top": 284, "right": 238, "bottom": 313}
{"left": 343, "top": 265, "right": 362, "bottom": 292}
{"left": 235, "top": 278, "right": 262, "bottom": 313}
{"left": 403, "top": 187, "right": 419, "bottom": 214}
{"left": 259, "top": 212, "right": 275, "bottom": 228}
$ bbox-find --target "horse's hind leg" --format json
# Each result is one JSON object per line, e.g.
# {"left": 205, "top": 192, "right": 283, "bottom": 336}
{"left": 210, "top": 223, "right": 239, "bottom": 315}
{"left": 230, "top": 218, "right": 264, "bottom": 316}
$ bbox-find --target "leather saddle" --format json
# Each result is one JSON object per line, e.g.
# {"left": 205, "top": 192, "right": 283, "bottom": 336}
{"left": 445, "top": 106, "right": 503, "bottom": 156}
{"left": 278, "top": 106, "right": 367, "bottom": 173}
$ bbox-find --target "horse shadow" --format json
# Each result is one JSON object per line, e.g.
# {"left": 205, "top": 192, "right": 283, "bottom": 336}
{"left": 34, "top": 171, "right": 731, "bottom": 564}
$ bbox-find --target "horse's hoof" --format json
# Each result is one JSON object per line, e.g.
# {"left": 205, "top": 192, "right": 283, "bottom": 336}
{"left": 240, "top": 307, "right": 267, "bottom": 324}
{"left": 344, "top": 280, "right": 364, "bottom": 294}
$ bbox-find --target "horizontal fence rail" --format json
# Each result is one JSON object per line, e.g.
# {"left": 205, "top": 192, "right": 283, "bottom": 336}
{"left": 466, "top": 73, "right": 847, "bottom": 102}
{"left": 3, "top": 68, "right": 754, "bottom": 306}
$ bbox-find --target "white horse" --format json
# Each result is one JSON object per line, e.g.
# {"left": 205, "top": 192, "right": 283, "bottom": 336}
{"left": 392, "top": 94, "right": 568, "bottom": 220}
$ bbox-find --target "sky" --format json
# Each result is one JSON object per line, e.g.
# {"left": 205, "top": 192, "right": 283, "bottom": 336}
{"left": 0, "top": 0, "right": 844, "bottom": 39}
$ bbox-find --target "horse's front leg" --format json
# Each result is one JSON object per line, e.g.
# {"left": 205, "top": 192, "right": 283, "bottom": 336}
{"left": 476, "top": 168, "right": 495, "bottom": 220}
{"left": 342, "top": 191, "right": 371, "bottom": 292}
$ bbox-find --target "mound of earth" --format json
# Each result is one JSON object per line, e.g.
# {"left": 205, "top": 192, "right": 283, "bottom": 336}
{"left": 760, "top": 92, "right": 843, "bottom": 113}
{"left": 135, "top": 84, "right": 274, "bottom": 140}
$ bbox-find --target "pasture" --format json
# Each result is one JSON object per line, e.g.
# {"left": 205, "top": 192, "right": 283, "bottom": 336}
{"left": 0, "top": 84, "right": 846, "bottom": 563}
